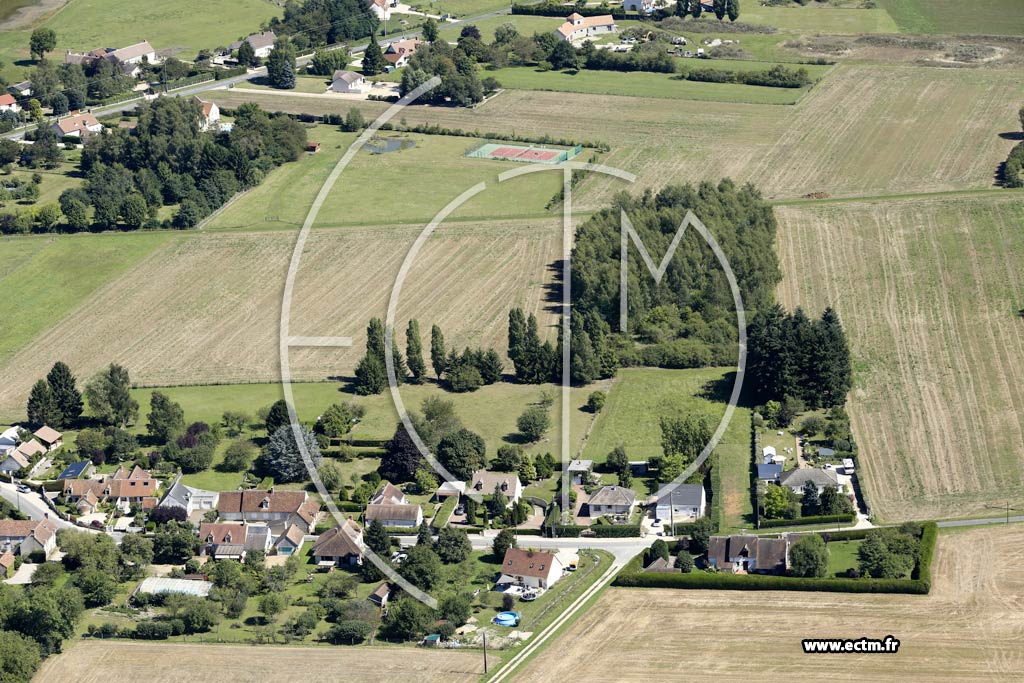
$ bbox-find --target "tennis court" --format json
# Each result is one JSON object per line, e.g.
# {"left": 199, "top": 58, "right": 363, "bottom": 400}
{"left": 465, "top": 141, "right": 583, "bottom": 164}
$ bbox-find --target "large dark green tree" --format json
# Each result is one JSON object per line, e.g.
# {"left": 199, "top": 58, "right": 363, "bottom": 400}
{"left": 27, "top": 379, "right": 61, "bottom": 428}
{"left": 713, "top": 0, "right": 727, "bottom": 19}
{"left": 726, "top": 0, "right": 740, "bottom": 21}
{"left": 84, "top": 363, "right": 138, "bottom": 427}
{"left": 430, "top": 324, "right": 446, "bottom": 378}
{"left": 266, "top": 38, "right": 297, "bottom": 89}
{"left": 146, "top": 391, "right": 185, "bottom": 443}
{"left": 436, "top": 428, "right": 486, "bottom": 480}
{"left": 788, "top": 534, "right": 828, "bottom": 577}
{"left": 406, "top": 319, "right": 427, "bottom": 384}
{"left": 236, "top": 39, "right": 257, "bottom": 67}
{"left": 257, "top": 425, "right": 322, "bottom": 483}
{"left": 362, "top": 39, "right": 386, "bottom": 76}
{"left": 29, "top": 28, "right": 56, "bottom": 60}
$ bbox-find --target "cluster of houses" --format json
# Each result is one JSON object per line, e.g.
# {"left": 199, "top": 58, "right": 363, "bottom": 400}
{"left": 756, "top": 445, "right": 855, "bottom": 494}
{"left": 0, "top": 425, "right": 63, "bottom": 479}
{"left": 61, "top": 464, "right": 162, "bottom": 515}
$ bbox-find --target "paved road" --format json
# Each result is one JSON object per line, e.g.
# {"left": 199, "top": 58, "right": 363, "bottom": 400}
{"left": 937, "top": 515, "right": 1024, "bottom": 528}
{"left": 0, "top": 480, "right": 75, "bottom": 529}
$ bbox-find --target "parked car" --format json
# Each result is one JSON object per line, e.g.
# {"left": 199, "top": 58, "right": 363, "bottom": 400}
{"left": 16, "top": 484, "right": 30, "bottom": 493}
{"left": 454, "top": 505, "right": 465, "bottom": 515}
{"left": 652, "top": 518, "right": 662, "bottom": 527}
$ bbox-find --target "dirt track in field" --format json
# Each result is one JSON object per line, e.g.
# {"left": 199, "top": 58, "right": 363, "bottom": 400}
{"left": 34, "top": 641, "right": 482, "bottom": 683}
{"left": 775, "top": 197, "right": 1024, "bottom": 522}
{"left": 0, "top": 219, "right": 562, "bottom": 420}
{"left": 513, "top": 526, "right": 1024, "bottom": 682}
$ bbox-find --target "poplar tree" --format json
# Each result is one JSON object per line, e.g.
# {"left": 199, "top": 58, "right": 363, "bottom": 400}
{"left": 46, "top": 361, "right": 83, "bottom": 425}
{"left": 430, "top": 324, "right": 447, "bottom": 378}
{"left": 406, "top": 319, "right": 427, "bottom": 384}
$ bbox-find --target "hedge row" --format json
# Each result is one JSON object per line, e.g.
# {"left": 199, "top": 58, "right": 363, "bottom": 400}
{"left": 758, "top": 513, "right": 855, "bottom": 529}
{"left": 430, "top": 496, "right": 458, "bottom": 530}
{"left": 614, "top": 566, "right": 929, "bottom": 594}
{"left": 546, "top": 524, "right": 643, "bottom": 537}
{"left": 912, "top": 522, "right": 938, "bottom": 590}
{"left": 512, "top": 2, "right": 646, "bottom": 21}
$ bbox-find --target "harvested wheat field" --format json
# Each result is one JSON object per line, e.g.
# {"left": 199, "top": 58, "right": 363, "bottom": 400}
{"left": 35, "top": 641, "right": 481, "bottom": 683}
{"left": 0, "top": 219, "right": 561, "bottom": 420}
{"left": 776, "top": 196, "right": 1024, "bottom": 522}
{"left": 748, "top": 65, "right": 1024, "bottom": 200}
{"left": 514, "top": 526, "right": 1024, "bottom": 682}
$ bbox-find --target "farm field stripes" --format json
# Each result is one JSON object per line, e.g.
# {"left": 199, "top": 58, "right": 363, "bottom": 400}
{"left": 878, "top": 0, "right": 1024, "bottom": 36}
{"left": 0, "top": 231, "right": 174, "bottom": 363}
{"left": 749, "top": 64, "right": 1024, "bottom": 200}
{"left": 775, "top": 196, "right": 1024, "bottom": 522}
{"left": 202, "top": 127, "right": 562, "bottom": 231}
{"left": 0, "top": 219, "right": 563, "bottom": 420}
{"left": 512, "top": 526, "right": 1024, "bottom": 682}
{"left": 737, "top": 4, "right": 900, "bottom": 33}
{"left": 33, "top": 641, "right": 482, "bottom": 683}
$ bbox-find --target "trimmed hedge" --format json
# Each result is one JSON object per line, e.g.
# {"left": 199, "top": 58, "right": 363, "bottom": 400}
{"left": 512, "top": 2, "right": 643, "bottom": 20}
{"left": 614, "top": 565, "right": 929, "bottom": 594}
{"left": 430, "top": 496, "right": 458, "bottom": 530}
{"left": 547, "top": 524, "right": 642, "bottom": 537}
{"left": 759, "top": 513, "right": 855, "bottom": 529}
{"left": 1002, "top": 141, "right": 1024, "bottom": 188}
{"left": 912, "top": 522, "right": 938, "bottom": 590}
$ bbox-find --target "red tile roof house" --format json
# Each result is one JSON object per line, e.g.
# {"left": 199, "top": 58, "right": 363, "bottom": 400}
{"left": 554, "top": 13, "right": 618, "bottom": 43}
{"left": 194, "top": 97, "right": 220, "bottom": 131}
{"left": 61, "top": 465, "right": 161, "bottom": 513}
{"left": 382, "top": 39, "right": 422, "bottom": 68}
{"left": 0, "top": 549, "right": 15, "bottom": 578}
{"left": 217, "top": 489, "right": 321, "bottom": 533}
{"left": 52, "top": 112, "right": 103, "bottom": 139}
{"left": 33, "top": 425, "right": 63, "bottom": 451}
{"left": 198, "top": 521, "right": 271, "bottom": 558}
{"left": 497, "top": 547, "right": 564, "bottom": 590}
{"left": 0, "top": 518, "right": 58, "bottom": 558}
{"left": 311, "top": 518, "right": 363, "bottom": 566}
{"left": 0, "top": 93, "right": 20, "bottom": 113}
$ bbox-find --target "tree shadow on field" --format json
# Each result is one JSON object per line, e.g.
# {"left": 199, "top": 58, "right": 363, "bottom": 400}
{"left": 698, "top": 371, "right": 755, "bottom": 409}
{"left": 501, "top": 431, "right": 531, "bottom": 445}
{"left": 542, "top": 259, "right": 565, "bottom": 315}
{"left": 997, "top": 131, "right": 1023, "bottom": 141}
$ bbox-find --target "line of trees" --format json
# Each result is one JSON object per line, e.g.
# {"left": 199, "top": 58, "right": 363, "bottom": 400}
{"left": 746, "top": 304, "right": 852, "bottom": 409}
{"left": 1000, "top": 105, "right": 1024, "bottom": 188}
{"left": 267, "top": 0, "right": 379, "bottom": 46}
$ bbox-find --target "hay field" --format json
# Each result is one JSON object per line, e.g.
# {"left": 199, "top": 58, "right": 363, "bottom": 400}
{"left": 776, "top": 196, "right": 1024, "bottom": 522}
{"left": 0, "top": 219, "right": 562, "bottom": 420}
{"left": 749, "top": 65, "right": 1024, "bottom": 200}
{"left": 206, "top": 64, "right": 1021, "bottom": 209}
{"left": 879, "top": 0, "right": 1024, "bottom": 36}
{"left": 34, "top": 641, "right": 481, "bottom": 683}
{"left": 513, "top": 525, "right": 1024, "bottom": 682}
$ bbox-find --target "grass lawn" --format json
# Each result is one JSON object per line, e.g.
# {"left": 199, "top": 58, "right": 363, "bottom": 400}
{"left": 131, "top": 379, "right": 599, "bottom": 468}
{"left": 0, "top": 0, "right": 279, "bottom": 83}
{"left": 825, "top": 539, "right": 862, "bottom": 577}
{"left": 413, "top": 0, "right": 511, "bottom": 18}
{"left": 878, "top": 0, "right": 1024, "bottom": 35}
{"left": 3, "top": 163, "right": 83, "bottom": 206}
{"left": 482, "top": 65, "right": 815, "bottom": 105}
{"left": 203, "top": 125, "right": 562, "bottom": 231}
{"left": 240, "top": 75, "right": 332, "bottom": 95}
{"left": 583, "top": 367, "right": 753, "bottom": 530}
{"left": 736, "top": 4, "right": 899, "bottom": 33}
{"left": 0, "top": 231, "right": 174, "bottom": 365}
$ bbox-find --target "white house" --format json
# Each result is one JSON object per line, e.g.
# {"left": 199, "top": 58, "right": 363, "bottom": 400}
{"left": 469, "top": 470, "right": 523, "bottom": 506}
{"left": 624, "top": 0, "right": 656, "bottom": 12}
{"left": 554, "top": 13, "right": 618, "bottom": 42}
{"left": 367, "top": 0, "right": 391, "bottom": 20}
{"left": 436, "top": 480, "right": 465, "bottom": 501}
{"left": 653, "top": 483, "right": 706, "bottom": 522}
{"left": 157, "top": 479, "right": 219, "bottom": 516}
{"left": 230, "top": 31, "right": 277, "bottom": 59}
{"left": 370, "top": 481, "right": 406, "bottom": 506}
{"left": 383, "top": 39, "right": 422, "bottom": 69}
{"left": 53, "top": 112, "right": 103, "bottom": 138}
{"left": 365, "top": 502, "right": 422, "bottom": 528}
{"left": 0, "top": 519, "right": 57, "bottom": 558}
{"left": 498, "top": 548, "right": 563, "bottom": 589}
{"left": 0, "top": 449, "right": 28, "bottom": 477}
{"left": 0, "top": 93, "right": 20, "bottom": 113}
{"left": 762, "top": 445, "right": 785, "bottom": 466}
{"left": 0, "top": 426, "right": 18, "bottom": 456}
{"left": 587, "top": 485, "right": 636, "bottom": 517}
{"left": 330, "top": 70, "right": 369, "bottom": 94}
{"left": 194, "top": 97, "right": 220, "bottom": 131}
{"left": 111, "top": 41, "right": 158, "bottom": 65}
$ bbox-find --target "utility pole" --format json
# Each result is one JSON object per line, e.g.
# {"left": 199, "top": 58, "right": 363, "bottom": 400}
{"left": 983, "top": 502, "right": 1022, "bottom": 525}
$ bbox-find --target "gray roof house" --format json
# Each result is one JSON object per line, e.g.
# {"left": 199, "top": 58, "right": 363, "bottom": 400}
{"left": 778, "top": 467, "right": 840, "bottom": 494}
{"left": 157, "top": 479, "right": 220, "bottom": 515}
{"left": 587, "top": 485, "right": 636, "bottom": 517}
{"left": 707, "top": 534, "right": 791, "bottom": 574}
{"left": 653, "top": 483, "right": 706, "bottom": 522}
{"left": 756, "top": 463, "right": 782, "bottom": 482}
